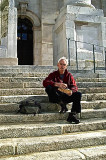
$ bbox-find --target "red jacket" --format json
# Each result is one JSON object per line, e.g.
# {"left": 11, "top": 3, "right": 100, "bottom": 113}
{"left": 43, "top": 69, "right": 78, "bottom": 93}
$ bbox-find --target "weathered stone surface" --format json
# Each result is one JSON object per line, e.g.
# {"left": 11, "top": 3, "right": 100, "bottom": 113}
{"left": 0, "top": 130, "right": 105, "bottom": 157}
{"left": 1, "top": 92, "right": 106, "bottom": 104}
{"left": 0, "top": 118, "right": 105, "bottom": 139}
{"left": 0, "top": 87, "right": 106, "bottom": 97}
{"left": 0, "top": 109, "right": 105, "bottom": 124}
{"left": 0, "top": 142, "right": 15, "bottom": 156}
{"left": 1, "top": 145, "right": 106, "bottom": 160}
{"left": 9, "top": 130, "right": 106, "bottom": 154}
{"left": 0, "top": 99, "right": 106, "bottom": 113}
{"left": 0, "top": 81, "right": 106, "bottom": 89}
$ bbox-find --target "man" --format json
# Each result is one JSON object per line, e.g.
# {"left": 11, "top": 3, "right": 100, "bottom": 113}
{"left": 43, "top": 57, "right": 82, "bottom": 124}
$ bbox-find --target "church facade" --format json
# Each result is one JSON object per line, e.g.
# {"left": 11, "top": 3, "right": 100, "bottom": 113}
{"left": 0, "top": 0, "right": 106, "bottom": 69}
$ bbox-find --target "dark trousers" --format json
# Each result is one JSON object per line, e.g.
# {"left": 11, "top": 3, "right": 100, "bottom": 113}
{"left": 45, "top": 85, "right": 82, "bottom": 113}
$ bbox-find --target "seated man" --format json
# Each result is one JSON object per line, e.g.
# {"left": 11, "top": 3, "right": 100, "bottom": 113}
{"left": 43, "top": 57, "right": 82, "bottom": 124}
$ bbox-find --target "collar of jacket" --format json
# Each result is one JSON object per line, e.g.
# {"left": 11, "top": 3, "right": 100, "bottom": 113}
{"left": 57, "top": 69, "right": 68, "bottom": 75}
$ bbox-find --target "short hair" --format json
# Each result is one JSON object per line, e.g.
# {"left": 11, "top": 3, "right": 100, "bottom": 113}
{"left": 58, "top": 57, "right": 68, "bottom": 65}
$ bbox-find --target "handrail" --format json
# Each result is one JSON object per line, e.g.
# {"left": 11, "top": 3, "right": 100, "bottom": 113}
{"left": 66, "top": 39, "right": 106, "bottom": 73}
{"left": 69, "top": 39, "right": 105, "bottom": 48}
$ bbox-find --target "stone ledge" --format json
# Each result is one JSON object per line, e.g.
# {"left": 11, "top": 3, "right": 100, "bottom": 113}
{"left": 0, "top": 145, "right": 106, "bottom": 160}
{"left": 0, "top": 58, "right": 18, "bottom": 65}
{"left": 0, "top": 130, "right": 105, "bottom": 156}
{"left": 0, "top": 108, "right": 105, "bottom": 123}
{"left": 0, "top": 118, "right": 105, "bottom": 139}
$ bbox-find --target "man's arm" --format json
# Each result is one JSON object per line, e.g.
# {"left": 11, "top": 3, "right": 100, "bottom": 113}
{"left": 43, "top": 72, "right": 55, "bottom": 88}
{"left": 68, "top": 74, "right": 78, "bottom": 93}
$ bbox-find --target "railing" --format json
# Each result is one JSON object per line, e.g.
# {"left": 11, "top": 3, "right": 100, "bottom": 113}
{"left": 67, "top": 39, "right": 106, "bottom": 73}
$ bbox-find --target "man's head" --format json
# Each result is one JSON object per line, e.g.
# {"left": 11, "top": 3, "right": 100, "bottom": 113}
{"left": 57, "top": 57, "right": 68, "bottom": 74}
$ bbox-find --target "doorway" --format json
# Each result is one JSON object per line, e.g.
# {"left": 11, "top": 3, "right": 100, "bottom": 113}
{"left": 17, "top": 18, "right": 33, "bottom": 65}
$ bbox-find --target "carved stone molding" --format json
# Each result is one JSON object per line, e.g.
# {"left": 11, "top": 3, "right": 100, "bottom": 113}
{"left": 18, "top": 10, "right": 41, "bottom": 27}
{"left": 32, "top": 26, "right": 41, "bottom": 31}
{"left": 55, "top": 24, "right": 63, "bottom": 34}
{"left": 19, "top": 1, "right": 28, "bottom": 15}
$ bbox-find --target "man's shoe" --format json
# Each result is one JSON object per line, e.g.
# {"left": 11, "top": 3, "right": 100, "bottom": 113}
{"left": 59, "top": 102, "right": 68, "bottom": 113}
{"left": 67, "top": 112, "right": 80, "bottom": 124}
{"left": 59, "top": 105, "right": 68, "bottom": 113}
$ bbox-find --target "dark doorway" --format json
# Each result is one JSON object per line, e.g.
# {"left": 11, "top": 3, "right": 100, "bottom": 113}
{"left": 17, "top": 18, "right": 33, "bottom": 65}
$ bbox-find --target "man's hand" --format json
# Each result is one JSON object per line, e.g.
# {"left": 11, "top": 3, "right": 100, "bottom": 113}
{"left": 54, "top": 82, "right": 67, "bottom": 89}
{"left": 67, "top": 90, "right": 72, "bottom": 96}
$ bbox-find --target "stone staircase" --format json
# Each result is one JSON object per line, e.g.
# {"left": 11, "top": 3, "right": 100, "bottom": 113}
{"left": 0, "top": 66, "right": 106, "bottom": 160}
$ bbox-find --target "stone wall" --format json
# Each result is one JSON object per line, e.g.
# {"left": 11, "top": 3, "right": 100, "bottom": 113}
{"left": 92, "top": 0, "right": 106, "bottom": 17}
{"left": 15, "top": 0, "right": 41, "bottom": 19}
{"left": 41, "top": 0, "right": 59, "bottom": 65}
{"left": 53, "top": 3, "right": 106, "bottom": 69}
{"left": 0, "top": 0, "right": 105, "bottom": 66}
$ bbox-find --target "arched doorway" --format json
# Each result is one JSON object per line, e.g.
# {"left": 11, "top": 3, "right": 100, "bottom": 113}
{"left": 17, "top": 18, "right": 33, "bottom": 65}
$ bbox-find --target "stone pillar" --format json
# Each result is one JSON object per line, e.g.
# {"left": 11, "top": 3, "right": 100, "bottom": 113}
{"left": 33, "top": 26, "right": 42, "bottom": 65}
{"left": 7, "top": 0, "right": 17, "bottom": 59}
{"left": 0, "top": 0, "right": 9, "bottom": 57}
{"left": 41, "top": 23, "right": 54, "bottom": 65}
{"left": 53, "top": 23, "right": 67, "bottom": 65}
{"left": 0, "top": 0, "right": 18, "bottom": 65}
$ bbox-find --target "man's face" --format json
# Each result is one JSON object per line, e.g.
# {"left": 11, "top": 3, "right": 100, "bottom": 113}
{"left": 57, "top": 59, "right": 67, "bottom": 73}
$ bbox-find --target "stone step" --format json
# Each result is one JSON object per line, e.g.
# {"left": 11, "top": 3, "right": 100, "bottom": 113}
{"left": 79, "top": 87, "right": 106, "bottom": 93}
{"left": 0, "top": 77, "right": 45, "bottom": 83}
{"left": 0, "top": 65, "right": 105, "bottom": 74}
{"left": 76, "top": 78, "right": 106, "bottom": 82}
{"left": 0, "top": 72, "right": 101, "bottom": 78}
{"left": 77, "top": 82, "right": 106, "bottom": 87}
{"left": 0, "top": 66, "right": 96, "bottom": 73}
{"left": 0, "top": 130, "right": 105, "bottom": 156}
{"left": 0, "top": 77, "right": 106, "bottom": 82}
{"left": 0, "top": 72, "right": 47, "bottom": 78}
{"left": 0, "top": 100, "right": 106, "bottom": 113}
{"left": 1, "top": 145, "right": 106, "bottom": 160}
{"left": 0, "top": 81, "right": 106, "bottom": 89}
{"left": 0, "top": 109, "right": 105, "bottom": 124}
{"left": 0, "top": 71, "right": 105, "bottom": 79}
{"left": 0, "top": 66, "right": 57, "bottom": 72}
{"left": 0, "top": 87, "right": 106, "bottom": 96}
{"left": 0, "top": 118, "right": 105, "bottom": 139}
{"left": 0, "top": 88, "right": 45, "bottom": 96}
{"left": 83, "top": 93, "right": 106, "bottom": 101}
{"left": 0, "top": 93, "right": 106, "bottom": 104}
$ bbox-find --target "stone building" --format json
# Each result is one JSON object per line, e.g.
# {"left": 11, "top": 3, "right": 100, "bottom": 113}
{"left": 0, "top": 0, "right": 106, "bottom": 68}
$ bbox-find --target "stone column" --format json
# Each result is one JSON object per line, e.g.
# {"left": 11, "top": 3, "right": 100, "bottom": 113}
{"left": 33, "top": 26, "right": 42, "bottom": 65}
{"left": 7, "top": 0, "right": 18, "bottom": 61}
{"left": 41, "top": 23, "right": 54, "bottom": 65}
{"left": 0, "top": 0, "right": 8, "bottom": 62}
{"left": 0, "top": 0, "right": 18, "bottom": 65}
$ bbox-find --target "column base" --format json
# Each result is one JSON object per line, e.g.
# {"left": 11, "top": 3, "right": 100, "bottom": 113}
{"left": 0, "top": 58, "right": 18, "bottom": 65}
